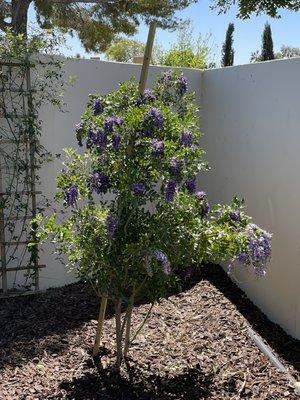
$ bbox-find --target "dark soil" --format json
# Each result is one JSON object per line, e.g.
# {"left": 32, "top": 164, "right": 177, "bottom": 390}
{"left": 0, "top": 265, "right": 299, "bottom": 400}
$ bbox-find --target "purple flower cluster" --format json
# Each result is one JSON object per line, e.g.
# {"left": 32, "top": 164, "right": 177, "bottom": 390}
{"left": 137, "top": 89, "right": 156, "bottom": 105}
{"left": 170, "top": 158, "right": 181, "bottom": 174}
{"left": 97, "top": 130, "right": 107, "bottom": 150}
{"left": 152, "top": 140, "right": 164, "bottom": 156}
{"left": 230, "top": 210, "right": 241, "bottom": 222}
{"left": 65, "top": 185, "right": 78, "bottom": 207}
{"left": 93, "top": 98, "right": 104, "bottom": 116}
{"left": 152, "top": 250, "right": 171, "bottom": 275}
{"left": 160, "top": 69, "right": 173, "bottom": 82}
{"left": 112, "top": 133, "right": 121, "bottom": 151}
{"left": 88, "top": 129, "right": 107, "bottom": 150}
{"left": 166, "top": 179, "right": 176, "bottom": 203}
{"left": 75, "top": 121, "right": 84, "bottom": 147}
{"left": 185, "top": 178, "right": 196, "bottom": 194}
{"left": 90, "top": 171, "right": 110, "bottom": 194}
{"left": 195, "top": 191, "right": 206, "bottom": 200}
{"left": 104, "top": 116, "right": 124, "bottom": 133}
{"left": 180, "top": 131, "right": 193, "bottom": 147}
{"left": 202, "top": 201, "right": 210, "bottom": 217}
{"left": 178, "top": 73, "right": 188, "bottom": 95}
{"left": 132, "top": 182, "right": 146, "bottom": 195}
{"left": 232, "top": 224, "right": 272, "bottom": 276}
{"left": 147, "top": 108, "right": 164, "bottom": 130}
{"left": 106, "top": 214, "right": 119, "bottom": 240}
{"left": 194, "top": 190, "right": 210, "bottom": 216}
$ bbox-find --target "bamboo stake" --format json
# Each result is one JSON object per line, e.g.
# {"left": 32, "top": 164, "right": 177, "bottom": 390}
{"left": 92, "top": 295, "right": 108, "bottom": 357}
{"left": 123, "top": 295, "right": 134, "bottom": 358}
{"left": 138, "top": 21, "right": 157, "bottom": 95}
{"left": 115, "top": 298, "right": 123, "bottom": 369}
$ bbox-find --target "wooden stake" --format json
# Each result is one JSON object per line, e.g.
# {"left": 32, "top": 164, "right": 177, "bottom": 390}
{"left": 92, "top": 295, "right": 108, "bottom": 357}
{"left": 123, "top": 295, "right": 134, "bottom": 358}
{"left": 115, "top": 298, "right": 123, "bottom": 369}
{"left": 138, "top": 21, "right": 157, "bottom": 95}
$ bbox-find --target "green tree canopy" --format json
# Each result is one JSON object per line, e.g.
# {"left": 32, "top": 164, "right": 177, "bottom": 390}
{"left": 155, "top": 23, "right": 215, "bottom": 69}
{"left": 211, "top": 0, "right": 300, "bottom": 18}
{"left": 0, "top": 0, "right": 197, "bottom": 52}
{"left": 105, "top": 38, "right": 145, "bottom": 63}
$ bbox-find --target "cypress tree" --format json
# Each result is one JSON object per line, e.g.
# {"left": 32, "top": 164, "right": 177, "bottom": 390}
{"left": 221, "top": 22, "right": 235, "bottom": 67}
{"left": 261, "top": 22, "right": 275, "bottom": 61}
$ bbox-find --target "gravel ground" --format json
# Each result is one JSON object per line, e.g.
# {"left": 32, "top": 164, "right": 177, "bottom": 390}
{"left": 0, "top": 264, "right": 299, "bottom": 399}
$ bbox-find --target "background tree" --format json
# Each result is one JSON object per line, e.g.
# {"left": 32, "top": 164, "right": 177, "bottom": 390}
{"left": 105, "top": 38, "right": 145, "bottom": 63}
{"left": 250, "top": 22, "right": 275, "bottom": 62}
{"left": 261, "top": 22, "right": 274, "bottom": 61}
{"left": 154, "top": 22, "right": 215, "bottom": 69}
{"left": 211, "top": 0, "right": 300, "bottom": 18}
{"left": 251, "top": 44, "right": 300, "bottom": 63}
{"left": 276, "top": 45, "right": 300, "bottom": 58}
{"left": 221, "top": 22, "right": 234, "bottom": 67}
{"left": 0, "top": 0, "right": 197, "bottom": 52}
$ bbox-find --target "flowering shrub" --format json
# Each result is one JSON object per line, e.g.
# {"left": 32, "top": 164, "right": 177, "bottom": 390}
{"left": 37, "top": 70, "right": 271, "bottom": 367}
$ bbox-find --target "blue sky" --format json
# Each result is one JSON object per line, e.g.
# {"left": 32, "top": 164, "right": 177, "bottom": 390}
{"left": 29, "top": 1, "right": 300, "bottom": 66}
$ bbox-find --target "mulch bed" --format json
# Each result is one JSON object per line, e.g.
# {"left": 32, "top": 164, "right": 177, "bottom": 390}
{"left": 0, "top": 265, "right": 299, "bottom": 400}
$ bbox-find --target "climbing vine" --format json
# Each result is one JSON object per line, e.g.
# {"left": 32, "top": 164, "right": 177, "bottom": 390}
{"left": 0, "top": 29, "right": 64, "bottom": 293}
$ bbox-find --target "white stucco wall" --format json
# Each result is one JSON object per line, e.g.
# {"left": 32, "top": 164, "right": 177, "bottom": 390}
{"left": 200, "top": 58, "right": 300, "bottom": 339}
{"left": 4, "top": 56, "right": 300, "bottom": 339}
{"left": 37, "top": 58, "right": 202, "bottom": 290}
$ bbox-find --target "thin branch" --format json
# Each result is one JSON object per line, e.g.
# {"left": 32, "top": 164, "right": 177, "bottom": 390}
{"left": 129, "top": 302, "right": 154, "bottom": 346}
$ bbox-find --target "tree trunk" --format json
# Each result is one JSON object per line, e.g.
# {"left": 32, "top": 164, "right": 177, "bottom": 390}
{"left": 11, "top": 0, "right": 31, "bottom": 36}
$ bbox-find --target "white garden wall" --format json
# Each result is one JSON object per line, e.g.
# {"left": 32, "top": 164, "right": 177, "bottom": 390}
{"left": 4, "top": 56, "right": 300, "bottom": 340}
{"left": 200, "top": 58, "right": 300, "bottom": 339}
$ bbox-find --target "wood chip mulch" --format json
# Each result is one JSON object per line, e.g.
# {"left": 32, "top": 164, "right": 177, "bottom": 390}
{"left": 0, "top": 265, "right": 299, "bottom": 400}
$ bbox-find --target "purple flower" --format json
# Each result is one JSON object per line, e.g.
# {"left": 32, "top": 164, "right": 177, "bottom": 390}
{"left": 65, "top": 185, "right": 78, "bottom": 207}
{"left": 184, "top": 266, "right": 194, "bottom": 279}
{"left": 232, "top": 224, "right": 272, "bottom": 277}
{"left": 144, "top": 89, "right": 156, "bottom": 102}
{"left": 153, "top": 250, "right": 171, "bottom": 275}
{"left": 93, "top": 98, "right": 104, "bottom": 116}
{"left": 137, "top": 89, "right": 156, "bottom": 105}
{"left": 147, "top": 108, "right": 164, "bottom": 130}
{"left": 106, "top": 214, "right": 119, "bottom": 240}
{"left": 178, "top": 73, "right": 188, "bottom": 95}
{"left": 112, "top": 133, "right": 121, "bottom": 150}
{"left": 195, "top": 191, "right": 206, "bottom": 200}
{"left": 185, "top": 178, "right": 196, "bottom": 194}
{"left": 88, "top": 128, "right": 97, "bottom": 143}
{"left": 170, "top": 158, "right": 181, "bottom": 174}
{"left": 132, "top": 182, "right": 146, "bottom": 195}
{"left": 90, "top": 171, "right": 110, "bottom": 194}
{"left": 97, "top": 130, "right": 107, "bottom": 150}
{"left": 230, "top": 210, "right": 241, "bottom": 222}
{"left": 202, "top": 201, "right": 210, "bottom": 217}
{"left": 152, "top": 140, "right": 164, "bottom": 156}
{"left": 104, "top": 116, "right": 124, "bottom": 133}
{"left": 160, "top": 69, "right": 173, "bottom": 82}
{"left": 180, "top": 131, "right": 193, "bottom": 147}
{"left": 75, "top": 121, "right": 84, "bottom": 147}
{"left": 166, "top": 179, "right": 176, "bottom": 203}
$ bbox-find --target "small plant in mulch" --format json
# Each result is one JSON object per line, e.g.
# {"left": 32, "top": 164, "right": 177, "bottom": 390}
{"left": 35, "top": 70, "right": 272, "bottom": 369}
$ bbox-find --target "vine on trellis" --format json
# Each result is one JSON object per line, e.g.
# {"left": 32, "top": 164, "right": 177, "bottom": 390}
{"left": 0, "top": 30, "right": 65, "bottom": 295}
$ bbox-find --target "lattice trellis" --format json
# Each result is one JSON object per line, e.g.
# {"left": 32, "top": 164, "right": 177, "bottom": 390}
{"left": 0, "top": 59, "right": 45, "bottom": 297}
